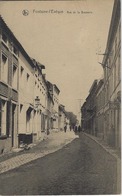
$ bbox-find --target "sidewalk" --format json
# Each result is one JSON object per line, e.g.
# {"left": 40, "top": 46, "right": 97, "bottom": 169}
{"left": 78, "top": 132, "right": 121, "bottom": 194}
{"left": 0, "top": 130, "right": 78, "bottom": 174}
{"left": 80, "top": 132, "right": 121, "bottom": 159}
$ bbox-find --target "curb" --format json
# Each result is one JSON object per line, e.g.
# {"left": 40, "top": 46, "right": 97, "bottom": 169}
{"left": 82, "top": 132, "right": 121, "bottom": 194}
{"left": 82, "top": 132, "right": 120, "bottom": 160}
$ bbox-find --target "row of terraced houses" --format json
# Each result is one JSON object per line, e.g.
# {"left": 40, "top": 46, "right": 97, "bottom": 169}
{"left": 0, "top": 16, "right": 69, "bottom": 154}
{"left": 81, "top": 0, "right": 121, "bottom": 150}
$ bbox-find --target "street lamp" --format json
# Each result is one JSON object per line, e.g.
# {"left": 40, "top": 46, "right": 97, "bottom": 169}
{"left": 35, "top": 96, "right": 40, "bottom": 108}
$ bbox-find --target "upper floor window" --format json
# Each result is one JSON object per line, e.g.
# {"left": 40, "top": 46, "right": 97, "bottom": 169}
{"left": 1, "top": 54, "right": 8, "bottom": 83}
{"left": 20, "top": 66, "right": 24, "bottom": 76}
{"left": 13, "top": 45, "right": 18, "bottom": 56}
{"left": 27, "top": 73, "right": 30, "bottom": 81}
{"left": 2, "top": 33, "right": 8, "bottom": 44}
{"left": 12, "top": 64, "right": 18, "bottom": 89}
{"left": 20, "top": 104, "right": 23, "bottom": 112}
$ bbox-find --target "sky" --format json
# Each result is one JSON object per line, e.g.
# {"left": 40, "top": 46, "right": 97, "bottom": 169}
{"left": 0, "top": 0, "right": 114, "bottom": 118}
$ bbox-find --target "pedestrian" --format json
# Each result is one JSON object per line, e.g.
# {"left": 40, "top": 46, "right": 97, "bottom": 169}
{"left": 64, "top": 125, "right": 67, "bottom": 133}
{"left": 78, "top": 125, "right": 81, "bottom": 132}
{"left": 75, "top": 125, "right": 78, "bottom": 132}
{"left": 70, "top": 125, "right": 72, "bottom": 131}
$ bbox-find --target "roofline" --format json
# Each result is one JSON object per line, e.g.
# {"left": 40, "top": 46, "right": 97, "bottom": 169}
{"left": 0, "top": 15, "right": 35, "bottom": 69}
{"left": 89, "top": 80, "right": 98, "bottom": 93}
{"left": 54, "top": 84, "right": 60, "bottom": 93}
{"left": 102, "top": 0, "right": 120, "bottom": 67}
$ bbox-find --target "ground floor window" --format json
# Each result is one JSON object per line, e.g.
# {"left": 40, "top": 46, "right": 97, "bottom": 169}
{"left": 0, "top": 100, "right": 7, "bottom": 136}
{"left": 26, "top": 107, "right": 33, "bottom": 133}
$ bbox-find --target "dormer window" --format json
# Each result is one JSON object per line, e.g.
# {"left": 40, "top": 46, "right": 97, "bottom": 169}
{"left": 2, "top": 33, "right": 8, "bottom": 44}
{"left": 13, "top": 45, "right": 18, "bottom": 56}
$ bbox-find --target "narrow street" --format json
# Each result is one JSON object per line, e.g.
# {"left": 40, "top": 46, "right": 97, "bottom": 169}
{"left": 0, "top": 131, "right": 118, "bottom": 195}
{"left": 0, "top": 1, "right": 121, "bottom": 195}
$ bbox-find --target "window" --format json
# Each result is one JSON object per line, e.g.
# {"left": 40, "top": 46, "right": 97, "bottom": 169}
{"left": 2, "top": 33, "right": 8, "bottom": 44}
{"left": 12, "top": 64, "right": 18, "bottom": 89}
{"left": 26, "top": 73, "right": 30, "bottom": 91}
{"left": 0, "top": 101, "right": 7, "bottom": 136}
{"left": 13, "top": 46, "right": 18, "bottom": 56}
{"left": 1, "top": 54, "right": 8, "bottom": 83}
{"left": 20, "top": 104, "right": 23, "bottom": 112}
{"left": 27, "top": 73, "right": 30, "bottom": 81}
{"left": 20, "top": 66, "right": 24, "bottom": 75}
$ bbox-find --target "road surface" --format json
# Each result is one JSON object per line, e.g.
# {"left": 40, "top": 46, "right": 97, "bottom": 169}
{"left": 0, "top": 133, "right": 117, "bottom": 195}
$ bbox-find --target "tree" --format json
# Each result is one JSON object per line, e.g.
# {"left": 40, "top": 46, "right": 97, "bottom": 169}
{"left": 65, "top": 111, "right": 77, "bottom": 127}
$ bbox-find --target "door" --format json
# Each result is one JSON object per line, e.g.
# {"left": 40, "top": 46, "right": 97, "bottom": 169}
{"left": 12, "top": 104, "right": 16, "bottom": 147}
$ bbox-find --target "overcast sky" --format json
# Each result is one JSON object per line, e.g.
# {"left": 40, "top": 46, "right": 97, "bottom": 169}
{"left": 0, "top": 0, "right": 114, "bottom": 117}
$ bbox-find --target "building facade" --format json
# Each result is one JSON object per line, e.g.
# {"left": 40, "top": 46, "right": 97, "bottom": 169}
{"left": 58, "top": 104, "right": 66, "bottom": 131}
{"left": 0, "top": 16, "right": 19, "bottom": 153}
{"left": 96, "top": 79, "right": 104, "bottom": 139}
{"left": 0, "top": 16, "right": 62, "bottom": 154}
{"left": 81, "top": 0, "right": 121, "bottom": 150}
{"left": 18, "top": 49, "right": 35, "bottom": 145}
{"left": 102, "top": 0, "right": 121, "bottom": 148}
{"left": 81, "top": 80, "right": 98, "bottom": 135}
{"left": 47, "top": 81, "right": 60, "bottom": 130}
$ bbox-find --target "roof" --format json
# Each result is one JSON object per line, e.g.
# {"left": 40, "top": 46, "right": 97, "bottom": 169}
{"left": 54, "top": 84, "right": 60, "bottom": 94}
{"left": 102, "top": 0, "right": 120, "bottom": 67}
{"left": 0, "top": 15, "right": 35, "bottom": 69}
{"left": 47, "top": 81, "right": 60, "bottom": 94}
{"left": 89, "top": 80, "right": 98, "bottom": 93}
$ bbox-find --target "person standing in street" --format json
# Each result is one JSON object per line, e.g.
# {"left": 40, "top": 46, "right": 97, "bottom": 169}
{"left": 78, "top": 125, "right": 81, "bottom": 133}
{"left": 70, "top": 125, "right": 72, "bottom": 131}
{"left": 74, "top": 125, "right": 78, "bottom": 132}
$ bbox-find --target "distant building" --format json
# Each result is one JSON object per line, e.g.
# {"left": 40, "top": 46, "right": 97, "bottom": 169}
{"left": 46, "top": 81, "right": 54, "bottom": 132}
{"left": 31, "top": 59, "right": 47, "bottom": 141}
{"left": 58, "top": 104, "right": 66, "bottom": 131}
{"left": 81, "top": 80, "right": 98, "bottom": 135}
{"left": 47, "top": 81, "right": 60, "bottom": 130}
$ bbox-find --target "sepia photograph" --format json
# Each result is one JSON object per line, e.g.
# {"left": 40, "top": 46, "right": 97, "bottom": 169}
{"left": 0, "top": 0, "right": 121, "bottom": 195}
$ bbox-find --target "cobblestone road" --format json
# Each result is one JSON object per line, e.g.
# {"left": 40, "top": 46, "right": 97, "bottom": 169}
{"left": 0, "top": 131, "right": 120, "bottom": 195}
{"left": 0, "top": 131, "right": 78, "bottom": 174}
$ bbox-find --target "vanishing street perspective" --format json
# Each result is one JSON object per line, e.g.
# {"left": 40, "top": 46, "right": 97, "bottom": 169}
{"left": 0, "top": 0, "right": 121, "bottom": 195}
